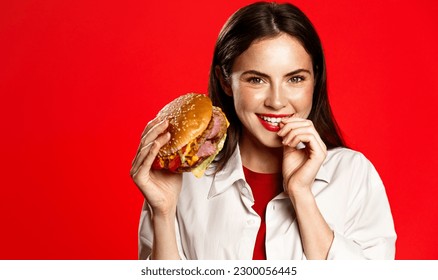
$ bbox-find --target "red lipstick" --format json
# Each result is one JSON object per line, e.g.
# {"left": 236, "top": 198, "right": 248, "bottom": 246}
{"left": 257, "top": 114, "right": 293, "bottom": 132}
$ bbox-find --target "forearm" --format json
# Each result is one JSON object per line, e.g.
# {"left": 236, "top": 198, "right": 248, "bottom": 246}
{"left": 290, "top": 190, "right": 333, "bottom": 260}
{"left": 150, "top": 211, "right": 181, "bottom": 260}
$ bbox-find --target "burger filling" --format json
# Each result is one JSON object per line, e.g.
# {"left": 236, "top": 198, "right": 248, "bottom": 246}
{"left": 152, "top": 107, "right": 228, "bottom": 173}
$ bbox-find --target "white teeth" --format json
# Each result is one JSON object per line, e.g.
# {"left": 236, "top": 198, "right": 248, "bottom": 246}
{"left": 260, "top": 115, "right": 282, "bottom": 125}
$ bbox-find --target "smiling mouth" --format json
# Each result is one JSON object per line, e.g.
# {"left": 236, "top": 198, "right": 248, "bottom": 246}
{"left": 257, "top": 114, "right": 293, "bottom": 127}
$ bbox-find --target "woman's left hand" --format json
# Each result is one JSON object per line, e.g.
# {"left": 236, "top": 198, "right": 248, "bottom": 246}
{"left": 277, "top": 117, "right": 327, "bottom": 196}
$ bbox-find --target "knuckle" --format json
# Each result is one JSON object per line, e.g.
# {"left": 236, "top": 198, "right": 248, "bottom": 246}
{"left": 142, "top": 123, "right": 153, "bottom": 137}
{"left": 140, "top": 134, "right": 148, "bottom": 145}
{"left": 142, "top": 118, "right": 160, "bottom": 136}
{"left": 140, "top": 143, "right": 150, "bottom": 153}
{"left": 130, "top": 168, "right": 137, "bottom": 178}
{"left": 141, "top": 131, "right": 155, "bottom": 146}
{"left": 146, "top": 118, "right": 155, "bottom": 127}
{"left": 146, "top": 117, "right": 160, "bottom": 129}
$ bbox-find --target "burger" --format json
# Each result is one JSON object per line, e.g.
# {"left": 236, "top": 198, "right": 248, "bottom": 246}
{"left": 152, "top": 93, "right": 229, "bottom": 178}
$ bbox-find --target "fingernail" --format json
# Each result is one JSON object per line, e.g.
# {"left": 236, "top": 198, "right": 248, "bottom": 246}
{"left": 296, "top": 142, "right": 306, "bottom": 149}
{"left": 160, "top": 120, "right": 169, "bottom": 127}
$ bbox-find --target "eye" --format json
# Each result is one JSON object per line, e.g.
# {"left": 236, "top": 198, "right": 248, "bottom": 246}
{"left": 289, "top": 76, "right": 305, "bottom": 83}
{"left": 247, "top": 76, "right": 264, "bottom": 84}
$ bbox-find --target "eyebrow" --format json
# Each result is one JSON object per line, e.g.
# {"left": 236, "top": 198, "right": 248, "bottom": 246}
{"left": 241, "top": 69, "right": 312, "bottom": 78}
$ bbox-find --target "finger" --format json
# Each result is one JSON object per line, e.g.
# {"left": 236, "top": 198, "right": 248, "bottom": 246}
{"left": 141, "top": 116, "right": 166, "bottom": 138}
{"left": 133, "top": 131, "right": 171, "bottom": 179}
{"left": 277, "top": 118, "right": 312, "bottom": 137}
{"left": 285, "top": 133, "right": 326, "bottom": 161}
{"left": 132, "top": 130, "right": 171, "bottom": 173}
{"left": 280, "top": 116, "right": 310, "bottom": 125}
{"left": 281, "top": 116, "right": 308, "bottom": 123}
{"left": 131, "top": 131, "right": 171, "bottom": 176}
{"left": 133, "top": 119, "right": 169, "bottom": 159}
{"left": 141, "top": 119, "right": 169, "bottom": 145}
{"left": 279, "top": 119, "right": 326, "bottom": 151}
{"left": 281, "top": 126, "right": 315, "bottom": 147}
{"left": 131, "top": 141, "right": 154, "bottom": 177}
{"left": 142, "top": 137, "right": 166, "bottom": 173}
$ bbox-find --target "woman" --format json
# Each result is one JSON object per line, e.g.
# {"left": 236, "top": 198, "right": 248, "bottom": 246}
{"left": 131, "top": 2, "right": 396, "bottom": 260}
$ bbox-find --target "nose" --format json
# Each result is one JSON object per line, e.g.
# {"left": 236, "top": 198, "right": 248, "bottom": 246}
{"left": 264, "top": 84, "right": 287, "bottom": 110}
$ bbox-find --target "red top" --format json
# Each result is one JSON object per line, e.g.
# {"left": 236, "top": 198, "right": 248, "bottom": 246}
{"left": 243, "top": 166, "right": 283, "bottom": 260}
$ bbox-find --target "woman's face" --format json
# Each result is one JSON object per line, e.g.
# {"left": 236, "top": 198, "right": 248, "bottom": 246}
{"left": 228, "top": 33, "right": 315, "bottom": 148}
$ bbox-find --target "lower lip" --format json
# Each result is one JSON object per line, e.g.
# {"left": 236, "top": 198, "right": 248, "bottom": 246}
{"left": 258, "top": 117, "right": 280, "bottom": 132}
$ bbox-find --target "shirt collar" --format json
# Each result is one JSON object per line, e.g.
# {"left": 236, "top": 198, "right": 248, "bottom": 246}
{"left": 207, "top": 145, "right": 245, "bottom": 199}
{"left": 310, "top": 162, "right": 331, "bottom": 197}
{"left": 315, "top": 163, "right": 330, "bottom": 184}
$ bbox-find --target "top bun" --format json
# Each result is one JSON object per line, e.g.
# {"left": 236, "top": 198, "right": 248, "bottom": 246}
{"left": 157, "top": 93, "right": 213, "bottom": 156}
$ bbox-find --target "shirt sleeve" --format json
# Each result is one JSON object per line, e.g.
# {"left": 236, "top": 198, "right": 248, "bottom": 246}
{"left": 327, "top": 154, "right": 397, "bottom": 260}
{"left": 138, "top": 200, "right": 187, "bottom": 260}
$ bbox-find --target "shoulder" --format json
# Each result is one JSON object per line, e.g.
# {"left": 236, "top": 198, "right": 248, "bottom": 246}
{"left": 324, "top": 147, "right": 383, "bottom": 187}
{"left": 326, "top": 147, "right": 373, "bottom": 169}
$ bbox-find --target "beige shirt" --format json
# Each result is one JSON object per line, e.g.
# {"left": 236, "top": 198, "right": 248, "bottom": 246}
{"left": 139, "top": 146, "right": 396, "bottom": 259}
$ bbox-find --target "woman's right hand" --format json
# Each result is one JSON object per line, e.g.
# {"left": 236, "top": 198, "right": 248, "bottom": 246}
{"left": 130, "top": 117, "right": 182, "bottom": 218}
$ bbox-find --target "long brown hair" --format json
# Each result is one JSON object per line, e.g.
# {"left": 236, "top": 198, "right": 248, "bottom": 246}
{"left": 209, "top": 2, "right": 345, "bottom": 172}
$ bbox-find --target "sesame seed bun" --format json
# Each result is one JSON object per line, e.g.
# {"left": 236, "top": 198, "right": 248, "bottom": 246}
{"left": 157, "top": 93, "right": 213, "bottom": 156}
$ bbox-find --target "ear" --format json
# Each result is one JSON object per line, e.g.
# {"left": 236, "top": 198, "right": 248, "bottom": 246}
{"left": 215, "top": 65, "right": 233, "bottom": 97}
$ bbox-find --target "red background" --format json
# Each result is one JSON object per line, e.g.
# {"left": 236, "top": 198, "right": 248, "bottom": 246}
{"left": 1, "top": 0, "right": 437, "bottom": 260}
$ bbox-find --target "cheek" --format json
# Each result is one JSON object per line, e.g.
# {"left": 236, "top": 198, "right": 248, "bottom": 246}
{"left": 303, "top": 90, "right": 313, "bottom": 109}
{"left": 293, "top": 88, "right": 314, "bottom": 116}
{"left": 231, "top": 85, "right": 258, "bottom": 111}
{"left": 233, "top": 92, "right": 253, "bottom": 114}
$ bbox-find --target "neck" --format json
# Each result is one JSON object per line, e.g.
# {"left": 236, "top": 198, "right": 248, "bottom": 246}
{"left": 239, "top": 136, "right": 283, "bottom": 174}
